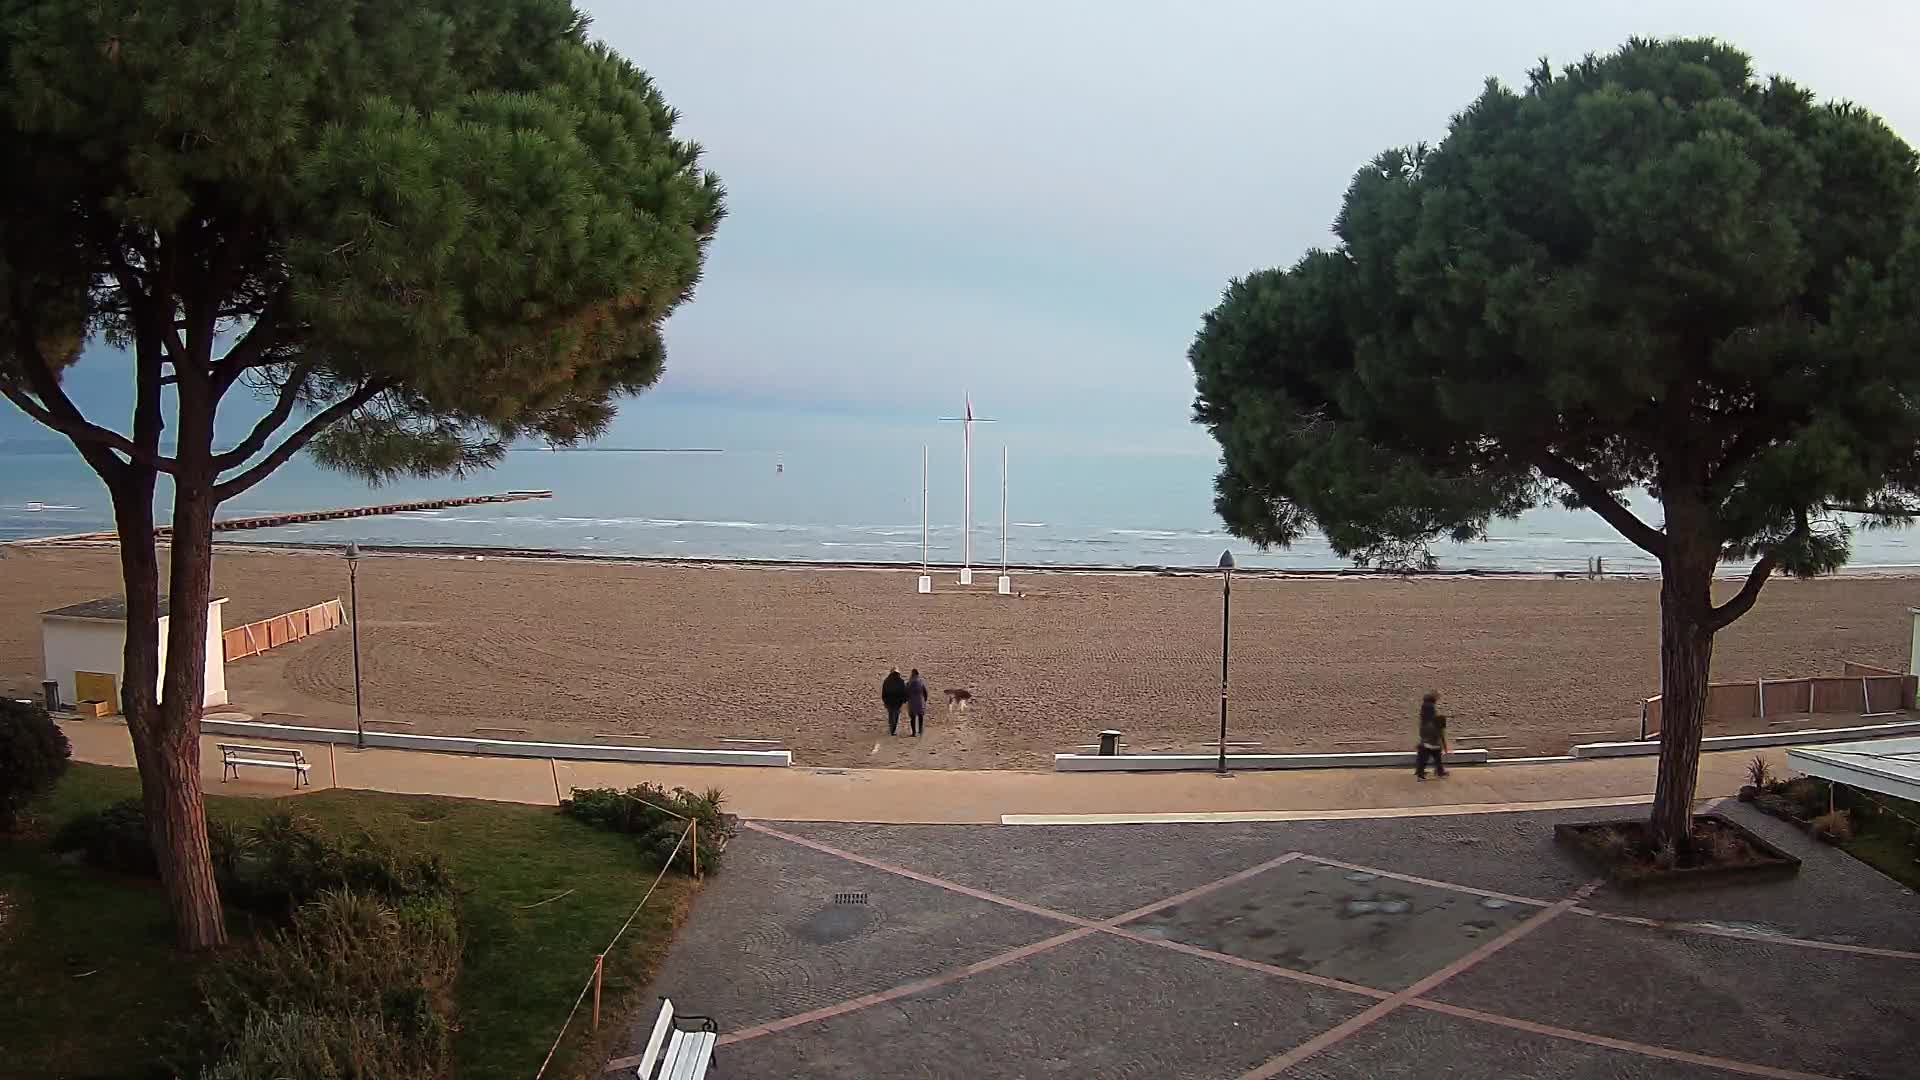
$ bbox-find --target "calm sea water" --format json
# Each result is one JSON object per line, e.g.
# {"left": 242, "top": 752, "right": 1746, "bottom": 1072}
{"left": 3, "top": 397, "right": 1915, "bottom": 573}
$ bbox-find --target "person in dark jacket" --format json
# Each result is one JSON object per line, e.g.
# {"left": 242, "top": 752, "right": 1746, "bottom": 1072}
{"left": 906, "top": 669, "right": 930, "bottom": 736}
{"left": 881, "top": 668, "right": 909, "bottom": 736}
{"left": 1416, "top": 691, "right": 1449, "bottom": 779}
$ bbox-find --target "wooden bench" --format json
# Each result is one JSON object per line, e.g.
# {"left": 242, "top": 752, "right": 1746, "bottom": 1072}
{"left": 633, "top": 998, "right": 717, "bottom": 1080}
{"left": 218, "top": 743, "right": 311, "bottom": 788}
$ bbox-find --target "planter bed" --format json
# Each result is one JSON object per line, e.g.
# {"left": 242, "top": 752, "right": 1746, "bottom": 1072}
{"left": 1554, "top": 813, "right": 1801, "bottom": 891}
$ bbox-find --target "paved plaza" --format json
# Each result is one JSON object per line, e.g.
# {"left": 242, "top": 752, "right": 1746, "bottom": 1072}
{"left": 621, "top": 803, "right": 1920, "bottom": 1079}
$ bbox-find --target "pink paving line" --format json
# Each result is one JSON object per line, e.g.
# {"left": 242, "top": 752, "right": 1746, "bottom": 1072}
{"left": 715, "top": 926, "right": 1099, "bottom": 1046}
{"left": 710, "top": 829, "right": 1319, "bottom": 1052}
{"left": 1298, "top": 853, "right": 1920, "bottom": 963}
{"left": 1407, "top": 1000, "right": 1839, "bottom": 1080}
{"left": 1100, "top": 927, "right": 1390, "bottom": 1001}
{"left": 743, "top": 821, "right": 1100, "bottom": 928}
{"left": 1237, "top": 881, "right": 1603, "bottom": 1079}
{"left": 1292, "top": 854, "right": 1553, "bottom": 908}
{"left": 1571, "top": 908, "right": 1920, "bottom": 962}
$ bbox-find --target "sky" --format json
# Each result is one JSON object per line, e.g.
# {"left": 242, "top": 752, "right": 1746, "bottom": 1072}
{"left": 580, "top": 0, "right": 1920, "bottom": 445}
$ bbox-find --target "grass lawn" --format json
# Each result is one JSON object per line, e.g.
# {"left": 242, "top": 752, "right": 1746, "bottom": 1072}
{"left": 0, "top": 763, "right": 698, "bottom": 1080}
{"left": 1840, "top": 789, "right": 1920, "bottom": 893}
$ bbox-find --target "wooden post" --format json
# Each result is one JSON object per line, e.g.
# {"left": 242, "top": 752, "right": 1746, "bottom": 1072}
{"left": 591, "top": 953, "right": 604, "bottom": 1031}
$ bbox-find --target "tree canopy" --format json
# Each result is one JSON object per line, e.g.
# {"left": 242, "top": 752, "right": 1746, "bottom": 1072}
{"left": 0, "top": 0, "right": 723, "bottom": 947}
{"left": 1192, "top": 37, "right": 1920, "bottom": 584}
{"left": 1, "top": 0, "right": 724, "bottom": 486}
{"left": 1190, "top": 37, "right": 1920, "bottom": 846}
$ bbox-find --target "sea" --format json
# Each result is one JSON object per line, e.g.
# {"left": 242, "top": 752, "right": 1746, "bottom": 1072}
{"left": 3, "top": 395, "right": 1916, "bottom": 575}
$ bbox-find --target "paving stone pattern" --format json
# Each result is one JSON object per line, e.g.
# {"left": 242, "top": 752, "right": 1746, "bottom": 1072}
{"left": 629, "top": 807, "right": 1920, "bottom": 1079}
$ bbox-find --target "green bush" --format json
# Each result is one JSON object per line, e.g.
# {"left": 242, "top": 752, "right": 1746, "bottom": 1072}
{"left": 560, "top": 784, "right": 733, "bottom": 874}
{"left": 195, "top": 889, "right": 461, "bottom": 1080}
{"left": 52, "top": 797, "right": 156, "bottom": 876}
{"left": 0, "top": 696, "right": 71, "bottom": 831}
{"left": 53, "top": 804, "right": 450, "bottom": 914}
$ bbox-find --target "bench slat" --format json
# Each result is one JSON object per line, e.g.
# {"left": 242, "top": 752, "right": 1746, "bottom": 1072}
{"left": 658, "top": 1030, "right": 688, "bottom": 1080}
{"left": 226, "top": 758, "right": 309, "bottom": 768}
{"left": 635, "top": 999, "right": 675, "bottom": 1078}
{"left": 676, "top": 1032, "right": 716, "bottom": 1080}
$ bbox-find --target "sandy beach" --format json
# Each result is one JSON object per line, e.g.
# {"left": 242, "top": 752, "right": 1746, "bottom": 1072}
{"left": 1, "top": 544, "right": 1914, "bottom": 769}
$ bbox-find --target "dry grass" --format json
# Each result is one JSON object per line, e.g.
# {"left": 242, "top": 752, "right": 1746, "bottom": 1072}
{"left": 1811, "top": 809, "right": 1855, "bottom": 842}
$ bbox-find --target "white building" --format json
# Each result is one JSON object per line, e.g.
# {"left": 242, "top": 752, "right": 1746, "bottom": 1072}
{"left": 40, "top": 595, "right": 229, "bottom": 711}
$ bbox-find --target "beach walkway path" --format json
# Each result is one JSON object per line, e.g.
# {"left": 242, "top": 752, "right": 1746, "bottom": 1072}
{"left": 57, "top": 716, "right": 1774, "bottom": 823}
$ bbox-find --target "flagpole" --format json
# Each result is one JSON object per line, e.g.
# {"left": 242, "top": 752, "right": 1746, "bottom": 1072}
{"left": 921, "top": 444, "right": 929, "bottom": 574}
{"left": 1001, "top": 444, "right": 1008, "bottom": 574}
{"left": 963, "top": 403, "right": 973, "bottom": 576}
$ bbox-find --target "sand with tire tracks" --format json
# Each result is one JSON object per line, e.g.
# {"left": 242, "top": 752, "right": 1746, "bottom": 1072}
{"left": 1, "top": 545, "right": 1914, "bottom": 769}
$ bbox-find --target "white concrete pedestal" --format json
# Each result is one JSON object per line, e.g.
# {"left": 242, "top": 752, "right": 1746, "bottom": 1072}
{"left": 959, "top": 567, "right": 974, "bottom": 585}
{"left": 997, "top": 575, "right": 1012, "bottom": 595}
{"left": 917, "top": 575, "right": 932, "bottom": 594}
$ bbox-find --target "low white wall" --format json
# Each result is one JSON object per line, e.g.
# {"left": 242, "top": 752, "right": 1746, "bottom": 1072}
{"left": 199, "top": 718, "right": 791, "bottom": 767}
{"left": 1572, "top": 719, "right": 1920, "bottom": 759}
{"left": 1054, "top": 749, "right": 1492, "bottom": 772}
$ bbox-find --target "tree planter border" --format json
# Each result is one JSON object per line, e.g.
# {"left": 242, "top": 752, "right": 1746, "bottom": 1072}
{"left": 1553, "top": 813, "right": 1801, "bottom": 891}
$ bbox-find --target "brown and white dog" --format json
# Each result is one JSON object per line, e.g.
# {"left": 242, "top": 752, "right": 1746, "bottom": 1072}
{"left": 943, "top": 688, "right": 973, "bottom": 718}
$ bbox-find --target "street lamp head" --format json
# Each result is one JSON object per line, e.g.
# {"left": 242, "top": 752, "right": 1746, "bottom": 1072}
{"left": 1218, "top": 549, "right": 1236, "bottom": 572}
{"left": 344, "top": 541, "right": 361, "bottom": 562}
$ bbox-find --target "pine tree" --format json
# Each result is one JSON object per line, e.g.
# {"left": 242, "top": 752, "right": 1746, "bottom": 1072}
{"left": 1190, "top": 38, "right": 1920, "bottom": 850}
{"left": 0, "top": 0, "right": 723, "bottom": 947}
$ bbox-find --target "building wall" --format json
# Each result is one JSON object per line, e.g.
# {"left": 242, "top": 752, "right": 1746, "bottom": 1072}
{"left": 41, "top": 619, "right": 128, "bottom": 707}
{"left": 42, "top": 598, "right": 229, "bottom": 708}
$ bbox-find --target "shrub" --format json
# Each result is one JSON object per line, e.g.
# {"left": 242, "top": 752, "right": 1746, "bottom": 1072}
{"left": 1783, "top": 777, "right": 1828, "bottom": 818}
{"left": 1745, "top": 755, "right": 1774, "bottom": 790}
{"left": 0, "top": 697, "right": 71, "bottom": 832}
{"left": 195, "top": 889, "right": 461, "bottom": 1080}
{"left": 1705, "top": 825, "right": 1751, "bottom": 865}
{"left": 561, "top": 783, "right": 734, "bottom": 874}
{"left": 54, "top": 804, "right": 449, "bottom": 914}
{"left": 52, "top": 798, "right": 156, "bottom": 876}
{"left": 1811, "top": 810, "right": 1854, "bottom": 843}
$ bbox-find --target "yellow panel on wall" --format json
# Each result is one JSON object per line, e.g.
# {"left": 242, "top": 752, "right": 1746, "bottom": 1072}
{"left": 75, "top": 671, "right": 118, "bottom": 713}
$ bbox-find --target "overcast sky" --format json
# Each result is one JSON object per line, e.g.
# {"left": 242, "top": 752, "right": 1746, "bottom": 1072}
{"left": 581, "top": 2, "right": 1920, "bottom": 437}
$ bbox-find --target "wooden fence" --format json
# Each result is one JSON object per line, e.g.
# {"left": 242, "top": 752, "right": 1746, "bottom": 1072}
{"left": 1641, "top": 659, "right": 1916, "bottom": 736}
{"left": 223, "top": 598, "right": 345, "bottom": 662}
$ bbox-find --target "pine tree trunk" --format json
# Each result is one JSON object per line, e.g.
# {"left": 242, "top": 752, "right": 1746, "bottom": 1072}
{"left": 126, "top": 355, "right": 230, "bottom": 951}
{"left": 1650, "top": 534, "right": 1717, "bottom": 854}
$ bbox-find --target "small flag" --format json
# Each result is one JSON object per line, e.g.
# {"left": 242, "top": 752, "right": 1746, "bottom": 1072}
{"left": 965, "top": 394, "right": 973, "bottom": 422}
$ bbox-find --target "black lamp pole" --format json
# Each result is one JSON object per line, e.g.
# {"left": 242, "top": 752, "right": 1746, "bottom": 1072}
{"left": 345, "top": 542, "right": 365, "bottom": 750}
{"left": 1217, "top": 549, "right": 1235, "bottom": 776}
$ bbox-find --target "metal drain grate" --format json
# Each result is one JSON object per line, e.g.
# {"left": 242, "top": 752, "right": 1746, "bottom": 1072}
{"left": 832, "top": 891, "right": 869, "bottom": 905}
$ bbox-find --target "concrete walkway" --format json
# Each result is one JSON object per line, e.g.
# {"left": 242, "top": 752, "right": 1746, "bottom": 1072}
{"left": 58, "top": 717, "right": 1785, "bottom": 823}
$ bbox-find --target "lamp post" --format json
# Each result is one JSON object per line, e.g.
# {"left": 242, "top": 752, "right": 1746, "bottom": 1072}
{"left": 345, "top": 542, "right": 365, "bottom": 750}
{"left": 1217, "top": 549, "right": 1235, "bottom": 777}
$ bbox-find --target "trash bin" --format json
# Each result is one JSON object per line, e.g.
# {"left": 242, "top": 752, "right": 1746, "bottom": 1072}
{"left": 1098, "top": 729, "right": 1122, "bottom": 756}
{"left": 42, "top": 679, "right": 60, "bottom": 711}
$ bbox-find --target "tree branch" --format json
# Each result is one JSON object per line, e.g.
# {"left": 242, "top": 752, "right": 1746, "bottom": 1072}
{"left": 4, "top": 323, "right": 175, "bottom": 473}
{"left": 1534, "top": 452, "right": 1668, "bottom": 556}
{"left": 212, "top": 362, "right": 314, "bottom": 471}
{"left": 213, "top": 380, "right": 392, "bottom": 501}
{"left": 210, "top": 300, "right": 285, "bottom": 394}
{"left": 1706, "top": 550, "right": 1779, "bottom": 632}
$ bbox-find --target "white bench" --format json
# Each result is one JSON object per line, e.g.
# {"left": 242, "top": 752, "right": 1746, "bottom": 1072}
{"left": 634, "top": 998, "right": 717, "bottom": 1080}
{"left": 218, "top": 743, "right": 311, "bottom": 788}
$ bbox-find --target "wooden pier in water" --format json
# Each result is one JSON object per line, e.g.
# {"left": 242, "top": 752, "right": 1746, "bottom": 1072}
{"left": 51, "top": 490, "right": 555, "bottom": 541}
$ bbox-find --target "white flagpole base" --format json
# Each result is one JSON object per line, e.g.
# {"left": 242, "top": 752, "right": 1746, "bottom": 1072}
{"left": 997, "top": 575, "right": 1012, "bottom": 595}
{"left": 917, "top": 575, "right": 932, "bottom": 594}
{"left": 959, "top": 567, "right": 974, "bottom": 585}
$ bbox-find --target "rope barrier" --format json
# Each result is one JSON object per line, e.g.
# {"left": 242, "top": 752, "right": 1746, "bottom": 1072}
{"left": 531, "top": 820, "right": 693, "bottom": 1080}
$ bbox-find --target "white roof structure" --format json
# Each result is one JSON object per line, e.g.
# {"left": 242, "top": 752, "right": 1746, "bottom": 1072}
{"left": 1788, "top": 736, "right": 1920, "bottom": 804}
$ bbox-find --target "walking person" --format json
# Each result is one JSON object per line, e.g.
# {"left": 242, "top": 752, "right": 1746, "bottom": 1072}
{"left": 906, "top": 669, "right": 929, "bottom": 737}
{"left": 1415, "top": 691, "right": 1449, "bottom": 780}
{"left": 881, "top": 668, "right": 909, "bottom": 736}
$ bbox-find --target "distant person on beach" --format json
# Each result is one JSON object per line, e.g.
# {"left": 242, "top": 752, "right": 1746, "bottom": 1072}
{"left": 906, "top": 669, "right": 929, "bottom": 736}
{"left": 882, "top": 668, "right": 909, "bottom": 736}
{"left": 1416, "top": 691, "right": 1449, "bottom": 780}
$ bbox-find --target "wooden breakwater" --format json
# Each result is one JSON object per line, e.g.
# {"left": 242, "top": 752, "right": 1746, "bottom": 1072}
{"left": 51, "top": 490, "right": 554, "bottom": 541}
